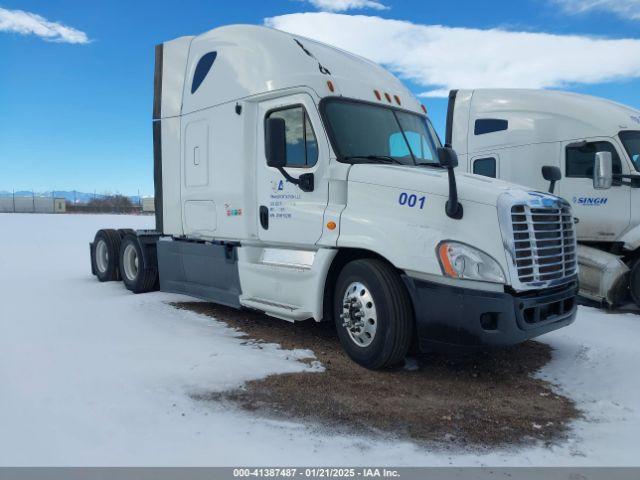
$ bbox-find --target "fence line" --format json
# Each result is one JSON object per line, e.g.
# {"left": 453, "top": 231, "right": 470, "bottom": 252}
{"left": 0, "top": 190, "right": 151, "bottom": 214}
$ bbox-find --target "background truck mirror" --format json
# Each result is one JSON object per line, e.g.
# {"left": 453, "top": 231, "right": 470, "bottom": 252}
{"left": 542, "top": 166, "right": 562, "bottom": 194}
{"left": 265, "top": 117, "right": 287, "bottom": 169}
{"left": 593, "top": 151, "right": 613, "bottom": 190}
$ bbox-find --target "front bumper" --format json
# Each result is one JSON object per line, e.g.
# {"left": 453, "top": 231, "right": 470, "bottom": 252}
{"left": 402, "top": 277, "right": 578, "bottom": 352}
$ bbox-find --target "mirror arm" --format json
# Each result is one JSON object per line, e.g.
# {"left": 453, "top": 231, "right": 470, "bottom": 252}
{"left": 614, "top": 179, "right": 636, "bottom": 188}
{"left": 438, "top": 145, "right": 463, "bottom": 220}
{"left": 278, "top": 167, "right": 314, "bottom": 192}
{"left": 613, "top": 173, "right": 640, "bottom": 179}
{"left": 611, "top": 174, "right": 640, "bottom": 188}
{"left": 445, "top": 166, "right": 463, "bottom": 220}
{"left": 277, "top": 167, "right": 298, "bottom": 185}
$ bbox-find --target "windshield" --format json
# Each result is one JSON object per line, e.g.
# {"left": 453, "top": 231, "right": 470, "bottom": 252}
{"left": 620, "top": 131, "right": 640, "bottom": 172}
{"left": 323, "top": 99, "right": 441, "bottom": 166}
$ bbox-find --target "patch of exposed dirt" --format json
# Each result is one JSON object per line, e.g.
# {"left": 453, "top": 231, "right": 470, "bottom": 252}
{"left": 174, "top": 302, "right": 580, "bottom": 448}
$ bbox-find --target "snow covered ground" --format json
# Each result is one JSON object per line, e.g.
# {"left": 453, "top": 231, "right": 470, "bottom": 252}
{"left": 0, "top": 213, "right": 638, "bottom": 466}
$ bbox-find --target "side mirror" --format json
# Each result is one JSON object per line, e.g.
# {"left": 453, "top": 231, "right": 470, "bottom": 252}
{"left": 437, "top": 146, "right": 463, "bottom": 219}
{"left": 437, "top": 146, "right": 459, "bottom": 169}
{"left": 264, "top": 117, "right": 314, "bottom": 193}
{"left": 593, "top": 151, "right": 613, "bottom": 190}
{"left": 542, "top": 166, "right": 562, "bottom": 194}
{"left": 265, "top": 117, "right": 287, "bottom": 169}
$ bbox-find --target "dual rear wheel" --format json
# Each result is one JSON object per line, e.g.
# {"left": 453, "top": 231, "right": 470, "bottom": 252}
{"left": 92, "top": 230, "right": 158, "bottom": 293}
{"left": 93, "top": 229, "right": 121, "bottom": 282}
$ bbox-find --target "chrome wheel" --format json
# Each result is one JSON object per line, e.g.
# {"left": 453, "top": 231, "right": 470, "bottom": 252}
{"left": 340, "top": 281, "right": 378, "bottom": 347}
{"left": 95, "top": 239, "right": 109, "bottom": 274}
{"left": 122, "top": 243, "right": 139, "bottom": 282}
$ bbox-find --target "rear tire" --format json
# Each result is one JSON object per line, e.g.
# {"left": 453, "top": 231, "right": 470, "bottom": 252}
{"left": 629, "top": 258, "right": 640, "bottom": 305}
{"left": 93, "top": 229, "right": 121, "bottom": 282}
{"left": 334, "top": 258, "right": 413, "bottom": 369}
{"left": 119, "top": 234, "right": 159, "bottom": 294}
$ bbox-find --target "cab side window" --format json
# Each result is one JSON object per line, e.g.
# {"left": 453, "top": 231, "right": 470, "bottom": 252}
{"left": 266, "top": 106, "right": 318, "bottom": 167}
{"left": 566, "top": 141, "right": 622, "bottom": 178}
{"left": 473, "top": 157, "right": 497, "bottom": 178}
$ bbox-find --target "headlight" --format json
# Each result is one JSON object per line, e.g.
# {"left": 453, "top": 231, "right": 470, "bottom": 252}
{"left": 437, "top": 241, "right": 506, "bottom": 284}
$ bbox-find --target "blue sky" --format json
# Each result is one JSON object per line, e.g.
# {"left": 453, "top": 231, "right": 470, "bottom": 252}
{"left": 1, "top": 0, "right": 639, "bottom": 195}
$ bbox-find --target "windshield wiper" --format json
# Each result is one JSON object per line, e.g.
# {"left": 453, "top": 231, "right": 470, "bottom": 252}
{"left": 342, "top": 155, "right": 405, "bottom": 165}
{"left": 415, "top": 161, "right": 444, "bottom": 168}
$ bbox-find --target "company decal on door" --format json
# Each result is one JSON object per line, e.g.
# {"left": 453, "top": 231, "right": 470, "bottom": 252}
{"left": 573, "top": 196, "right": 609, "bottom": 206}
{"left": 269, "top": 180, "right": 299, "bottom": 220}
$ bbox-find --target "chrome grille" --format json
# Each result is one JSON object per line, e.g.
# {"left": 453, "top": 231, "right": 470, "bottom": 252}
{"left": 510, "top": 204, "right": 577, "bottom": 285}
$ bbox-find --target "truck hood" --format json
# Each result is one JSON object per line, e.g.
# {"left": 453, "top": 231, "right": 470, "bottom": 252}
{"left": 347, "top": 164, "right": 520, "bottom": 206}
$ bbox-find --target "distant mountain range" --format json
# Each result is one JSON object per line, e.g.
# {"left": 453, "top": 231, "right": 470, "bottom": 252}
{"left": 0, "top": 191, "right": 144, "bottom": 204}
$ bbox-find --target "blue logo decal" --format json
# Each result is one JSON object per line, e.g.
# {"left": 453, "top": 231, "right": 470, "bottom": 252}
{"left": 631, "top": 115, "right": 640, "bottom": 125}
{"left": 572, "top": 196, "right": 608, "bottom": 206}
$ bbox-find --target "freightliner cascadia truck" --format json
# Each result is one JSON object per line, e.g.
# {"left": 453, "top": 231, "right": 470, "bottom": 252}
{"left": 90, "top": 26, "right": 579, "bottom": 369}
{"left": 447, "top": 89, "right": 640, "bottom": 306}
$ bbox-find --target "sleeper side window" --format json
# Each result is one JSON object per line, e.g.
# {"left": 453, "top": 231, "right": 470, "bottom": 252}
{"left": 191, "top": 52, "right": 217, "bottom": 94}
{"left": 566, "top": 141, "right": 622, "bottom": 178}
{"left": 473, "top": 157, "right": 497, "bottom": 178}
{"left": 474, "top": 119, "right": 508, "bottom": 135}
{"left": 266, "top": 106, "right": 318, "bottom": 167}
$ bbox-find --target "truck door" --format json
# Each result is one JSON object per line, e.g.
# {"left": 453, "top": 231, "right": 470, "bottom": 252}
{"left": 256, "top": 94, "right": 329, "bottom": 246}
{"left": 181, "top": 115, "right": 217, "bottom": 238}
{"left": 557, "top": 138, "right": 631, "bottom": 241}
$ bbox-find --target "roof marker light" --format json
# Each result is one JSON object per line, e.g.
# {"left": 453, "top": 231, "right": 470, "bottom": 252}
{"left": 384, "top": 92, "right": 392, "bottom": 103}
{"left": 327, "top": 80, "right": 335, "bottom": 92}
{"left": 421, "top": 104, "right": 427, "bottom": 114}
{"left": 374, "top": 90, "right": 381, "bottom": 100}
{"left": 394, "top": 95, "right": 401, "bottom": 106}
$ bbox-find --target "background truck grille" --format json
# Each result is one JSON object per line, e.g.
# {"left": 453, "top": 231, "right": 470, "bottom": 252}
{"left": 511, "top": 204, "right": 577, "bottom": 285}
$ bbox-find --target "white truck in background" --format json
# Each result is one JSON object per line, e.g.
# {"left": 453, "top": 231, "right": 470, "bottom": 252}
{"left": 447, "top": 89, "right": 640, "bottom": 306}
{"left": 90, "top": 26, "right": 579, "bottom": 369}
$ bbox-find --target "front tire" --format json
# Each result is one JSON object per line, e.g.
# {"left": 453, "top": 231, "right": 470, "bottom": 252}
{"left": 119, "top": 234, "right": 158, "bottom": 294}
{"left": 333, "top": 259, "right": 413, "bottom": 369}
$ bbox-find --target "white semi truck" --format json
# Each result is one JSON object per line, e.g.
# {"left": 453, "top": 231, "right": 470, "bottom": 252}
{"left": 90, "top": 26, "right": 579, "bottom": 369}
{"left": 447, "top": 89, "right": 640, "bottom": 306}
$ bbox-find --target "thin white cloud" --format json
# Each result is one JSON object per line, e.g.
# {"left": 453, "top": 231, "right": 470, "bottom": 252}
{"left": 0, "top": 7, "right": 89, "bottom": 44}
{"left": 554, "top": 0, "right": 640, "bottom": 21}
{"left": 305, "top": 0, "right": 389, "bottom": 12}
{"left": 265, "top": 13, "right": 640, "bottom": 97}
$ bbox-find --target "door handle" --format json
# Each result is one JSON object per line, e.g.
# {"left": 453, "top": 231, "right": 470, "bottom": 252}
{"left": 259, "top": 205, "right": 269, "bottom": 230}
